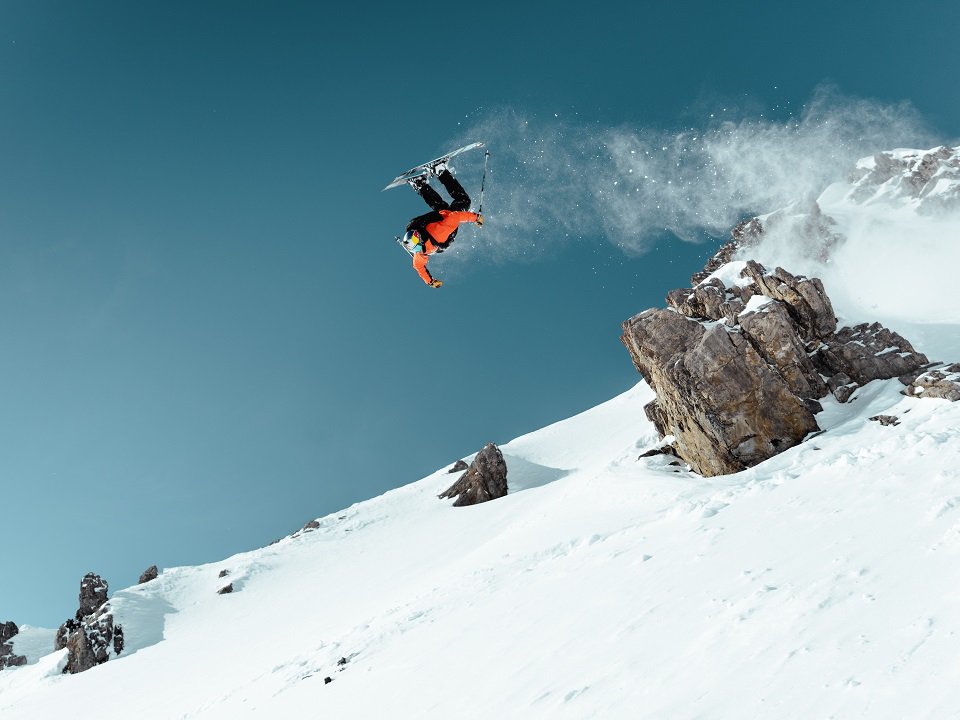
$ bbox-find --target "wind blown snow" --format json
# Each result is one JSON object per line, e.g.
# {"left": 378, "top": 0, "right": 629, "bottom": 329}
{"left": 448, "top": 87, "right": 933, "bottom": 260}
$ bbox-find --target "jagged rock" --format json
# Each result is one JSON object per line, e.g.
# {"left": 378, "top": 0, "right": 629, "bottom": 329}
{"left": 448, "top": 459, "right": 469, "bottom": 473}
{"left": 303, "top": 519, "right": 321, "bottom": 530}
{"left": 812, "top": 323, "right": 929, "bottom": 386}
{"left": 621, "top": 309, "right": 819, "bottom": 476}
{"left": 851, "top": 146, "right": 960, "bottom": 212}
{"left": 903, "top": 364, "right": 960, "bottom": 401}
{"left": 690, "top": 218, "right": 763, "bottom": 285}
{"left": 218, "top": 569, "right": 230, "bottom": 578}
{"left": 740, "top": 261, "right": 837, "bottom": 340}
{"left": 218, "top": 583, "right": 234, "bottom": 595}
{"left": 0, "top": 622, "right": 17, "bottom": 645}
{"left": 138, "top": 565, "right": 159, "bottom": 584}
{"left": 54, "top": 573, "right": 119, "bottom": 674}
{"left": 869, "top": 415, "right": 900, "bottom": 426}
{"left": 0, "top": 621, "right": 27, "bottom": 670}
{"left": 666, "top": 280, "right": 728, "bottom": 322}
{"left": 56, "top": 611, "right": 115, "bottom": 674}
{"left": 62, "top": 626, "right": 97, "bottom": 674}
{"left": 622, "top": 255, "right": 934, "bottom": 476}
{"left": 78, "top": 573, "right": 109, "bottom": 619}
{"left": 439, "top": 443, "right": 508, "bottom": 507}
{"left": 738, "top": 300, "right": 827, "bottom": 399}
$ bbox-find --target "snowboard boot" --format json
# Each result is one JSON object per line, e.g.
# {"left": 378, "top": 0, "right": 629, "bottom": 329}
{"left": 407, "top": 175, "right": 429, "bottom": 192}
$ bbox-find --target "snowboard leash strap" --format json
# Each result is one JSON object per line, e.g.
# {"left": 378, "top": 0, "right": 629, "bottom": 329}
{"left": 477, "top": 150, "right": 490, "bottom": 216}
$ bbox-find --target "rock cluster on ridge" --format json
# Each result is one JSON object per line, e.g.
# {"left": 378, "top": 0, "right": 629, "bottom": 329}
{"left": 621, "top": 260, "right": 931, "bottom": 477}
{"left": 54, "top": 573, "right": 124, "bottom": 674}
{"left": 439, "top": 443, "right": 508, "bottom": 507}
{"left": 0, "top": 621, "right": 27, "bottom": 670}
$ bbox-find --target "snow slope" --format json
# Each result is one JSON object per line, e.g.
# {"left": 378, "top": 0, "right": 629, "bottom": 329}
{"left": 2, "top": 148, "right": 960, "bottom": 718}
{"left": 3, "top": 366, "right": 960, "bottom": 718}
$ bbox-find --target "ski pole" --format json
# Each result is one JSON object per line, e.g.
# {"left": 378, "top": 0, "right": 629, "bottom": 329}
{"left": 477, "top": 150, "right": 490, "bottom": 216}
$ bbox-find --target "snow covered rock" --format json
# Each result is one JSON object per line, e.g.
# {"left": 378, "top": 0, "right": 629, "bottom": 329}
{"left": 849, "top": 145, "right": 960, "bottom": 212}
{"left": 77, "top": 573, "right": 109, "bottom": 618}
{"left": 0, "top": 622, "right": 27, "bottom": 670}
{"left": 53, "top": 573, "right": 120, "bottom": 675}
{"left": 903, "top": 363, "right": 960, "bottom": 401}
{"left": 439, "top": 443, "right": 508, "bottom": 506}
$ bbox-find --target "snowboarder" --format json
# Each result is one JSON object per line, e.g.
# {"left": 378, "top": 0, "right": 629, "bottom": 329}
{"left": 401, "top": 163, "right": 483, "bottom": 288}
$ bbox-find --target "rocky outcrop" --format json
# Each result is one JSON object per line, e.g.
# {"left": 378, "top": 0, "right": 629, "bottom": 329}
{"left": 448, "top": 459, "right": 469, "bottom": 473}
{"left": 138, "top": 565, "right": 159, "bottom": 584}
{"left": 0, "top": 621, "right": 27, "bottom": 669}
{"left": 622, "top": 260, "right": 933, "bottom": 476}
{"left": 624, "top": 306, "right": 819, "bottom": 476}
{"left": 903, "top": 364, "right": 960, "bottom": 401}
{"left": 55, "top": 573, "right": 123, "bottom": 674}
{"left": 78, "top": 572, "right": 109, "bottom": 618}
{"left": 439, "top": 443, "right": 508, "bottom": 507}
{"left": 849, "top": 146, "right": 960, "bottom": 212}
{"left": 689, "top": 218, "right": 763, "bottom": 285}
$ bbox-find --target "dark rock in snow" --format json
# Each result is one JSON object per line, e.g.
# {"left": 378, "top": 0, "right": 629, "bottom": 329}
{"left": 303, "top": 519, "right": 321, "bottom": 530}
{"left": 638, "top": 444, "right": 680, "bottom": 460}
{"left": 448, "top": 459, "right": 469, "bottom": 473}
{"left": 439, "top": 443, "right": 508, "bottom": 507}
{"left": 113, "top": 624, "right": 125, "bottom": 655}
{"left": 218, "top": 569, "right": 230, "bottom": 578}
{"left": 57, "top": 610, "right": 116, "bottom": 674}
{"left": 138, "top": 565, "right": 159, "bottom": 584}
{"left": 54, "top": 573, "right": 121, "bottom": 674}
{"left": 869, "top": 415, "right": 900, "bottom": 426}
{"left": 217, "top": 583, "right": 234, "bottom": 595}
{"left": 0, "top": 621, "right": 27, "bottom": 670}
{"left": 0, "top": 622, "right": 17, "bottom": 644}
{"left": 78, "top": 573, "right": 109, "bottom": 619}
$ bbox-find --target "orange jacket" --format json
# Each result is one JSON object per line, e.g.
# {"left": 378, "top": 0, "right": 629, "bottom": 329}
{"left": 412, "top": 209, "right": 480, "bottom": 284}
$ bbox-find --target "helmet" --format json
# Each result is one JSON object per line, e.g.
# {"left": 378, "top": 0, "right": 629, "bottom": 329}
{"left": 402, "top": 229, "right": 423, "bottom": 251}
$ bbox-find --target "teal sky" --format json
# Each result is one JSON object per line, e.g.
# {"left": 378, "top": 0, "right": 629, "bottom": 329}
{"left": 2, "top": 1, "right": 958, "bottom": 626}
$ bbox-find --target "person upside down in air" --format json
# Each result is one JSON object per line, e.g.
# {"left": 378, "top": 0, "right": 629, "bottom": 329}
{"left": 400, "top": 162, "right": 483, "bottom": 288}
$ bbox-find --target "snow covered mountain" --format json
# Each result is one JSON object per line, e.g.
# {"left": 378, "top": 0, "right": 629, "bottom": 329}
{"left": 2, "top": 148, "right": 960, "bottom": 719}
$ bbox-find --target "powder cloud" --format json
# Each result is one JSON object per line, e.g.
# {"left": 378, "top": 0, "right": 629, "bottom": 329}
{"left": 445, "top": 87, "right": 935, "bottom": 262}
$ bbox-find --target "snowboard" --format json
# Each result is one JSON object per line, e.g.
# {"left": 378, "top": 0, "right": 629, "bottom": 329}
{"left": 383, "top": 142, "right": 485, "bottom": 190}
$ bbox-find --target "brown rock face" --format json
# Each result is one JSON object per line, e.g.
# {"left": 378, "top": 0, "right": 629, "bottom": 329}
{"left": 623, "top": 309, "right": 819, "bottom": 476}
{"left": 622, "top": 259, "right": 934, "bottom": 477}
{"left": 813, "top": 323, "right": 929, "bottom": 386}
{"left": 138, "top": 565, "right": 159, "bottom": 584}
{"left": 439, "top": 443, "right": 508, "bottom": 507}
